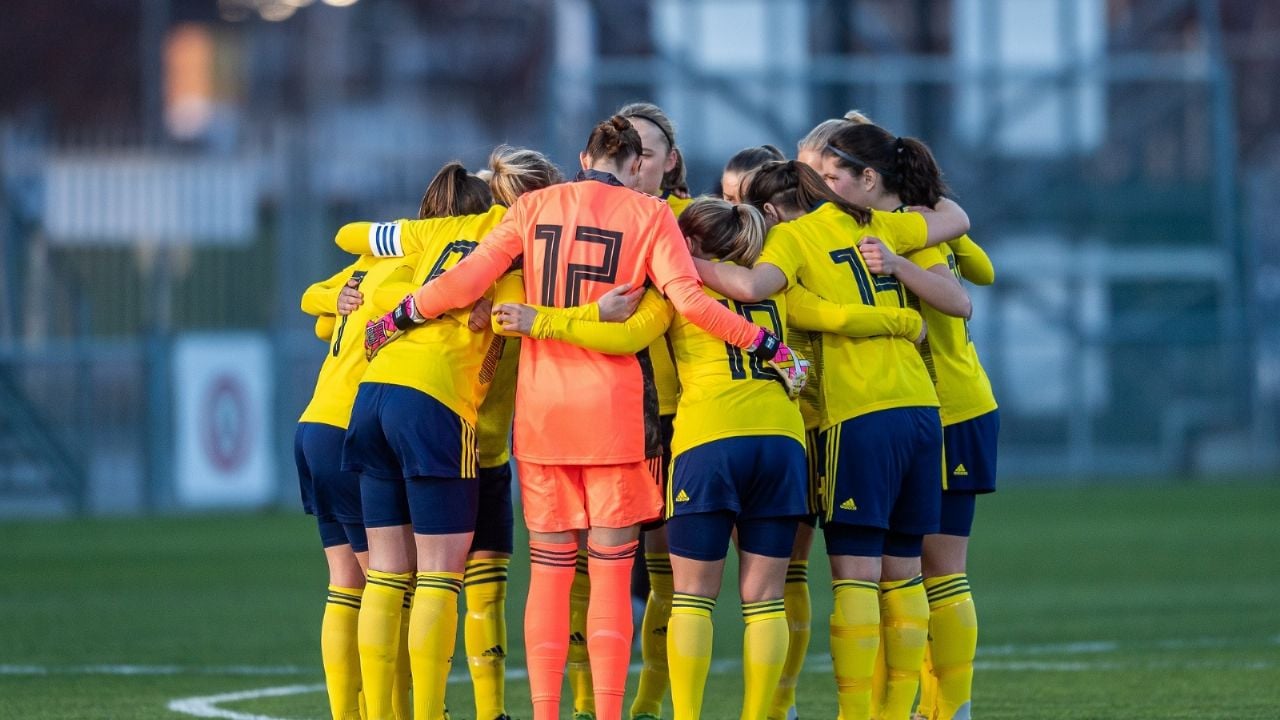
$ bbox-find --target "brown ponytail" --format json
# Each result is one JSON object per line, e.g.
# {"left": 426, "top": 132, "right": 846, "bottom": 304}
{"left": 583, "top": 115, "right": 643, "bottom": 167}
{"left": 678, "top": 198, "right": 766, "bottom": 267}
{"left": 419, "top": 161, "right": 493, "bottom": 219}
{"left": 825, "top": 123, "right": 951, "bottom": 208}
{"left": 487, "top": 145, "right": 564, "bottom": 207}
{"left": 741, "top": 160, "right": 872, "bottom": 226}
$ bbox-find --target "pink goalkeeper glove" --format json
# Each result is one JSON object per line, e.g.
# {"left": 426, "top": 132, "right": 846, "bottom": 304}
{"left": 749, "top": 328, "right": 810, "bottom": 400}
{"left": 364, "top": 294, "right": 424, "bottom": 360}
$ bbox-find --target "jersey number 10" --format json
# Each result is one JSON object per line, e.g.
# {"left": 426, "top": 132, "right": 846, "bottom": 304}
{"left": 721, "top": 298, "right": 782, "bottom": 380}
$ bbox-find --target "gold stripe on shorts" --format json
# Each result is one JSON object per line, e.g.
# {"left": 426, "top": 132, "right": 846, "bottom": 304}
{"left": 824, "top": 423, "right": 841, "bottom": 522}
{"left": 460, "top": 420, "right": 477, "bottom": 478}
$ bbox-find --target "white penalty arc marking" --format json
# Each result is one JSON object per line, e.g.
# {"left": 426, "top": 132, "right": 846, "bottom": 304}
{"left": 166, "top": 670, "right": 530, "bottom": 720}
{"left": 162, "top": 639, "right": 1279, "bottom": 720}
{"left": 167, "top": 684, "right": 325, "bottom": 720}
{"left": 0, "top": 664, "right": 309, "bottom": 676}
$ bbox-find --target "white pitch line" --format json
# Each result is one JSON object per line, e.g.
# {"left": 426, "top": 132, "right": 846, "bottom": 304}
{"left": 84, "top": 634, "right": 1280, "bottom": 720}
{"left": 978, "top": 640, "right": 1119, "bottom": 656}
{"left": 167, "top": 684, "right": 325, "bottom": 720}
{"left": 166, "top": 669, "right": 528, "bottom": 720}
{"left": 0, "top": 664, "right": 308, "bottom": 676}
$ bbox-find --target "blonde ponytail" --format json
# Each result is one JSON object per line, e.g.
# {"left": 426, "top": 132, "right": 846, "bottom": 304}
{"left": 487, "top": 145, "right": 563, "bottom": 207}
{"left": 678, "top": 198, "right": 767, "bottom": 267}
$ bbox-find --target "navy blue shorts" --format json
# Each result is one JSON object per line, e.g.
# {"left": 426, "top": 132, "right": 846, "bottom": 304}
{"left": 317, "top": 519, "right": 369, "bottom": 553}
{"left": 823, "top": 525, "right": 923, "bottom": 558}
{"left": 470, "top": 463, "right": 515, "bottom": 554}
{"left": 938, "top": 492, "right": 978, "bottom": 537}
{"left": 668, "top": 511, "right": 800, "bottom": 561}
{"left": 943, "top": 409, "right": 999, "bottom": 494}
{"left": 360, "top": 473, "right": 480, "bottom": 535}
{"left": 295, "top": 422, "right": 367, "bottom": 550}
{"left": 668, "top": 435, "right": 809, "bottom": 521}
{"left": 822, "top": 407, "right": 942, "bottom": 536}
{"left": 342, "top": 383, "right": 478, "bottom": 480}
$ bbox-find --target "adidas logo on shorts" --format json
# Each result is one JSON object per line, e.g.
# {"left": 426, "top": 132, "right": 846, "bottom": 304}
{"left": 954, "top": 463, "right": 969, "bottom": 476}
{"left": 840, "top": 498, "right": 858, "bottom": 511}
{"left": 675, "top": 489, "right": 691, "bottom": 503}
{"left": 481, "top": 645, "right": 506, "bottom": 658}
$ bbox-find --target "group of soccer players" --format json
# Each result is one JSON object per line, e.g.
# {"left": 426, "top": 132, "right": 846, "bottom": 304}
{"left": 296, "top": 101, "right": 998, "bottom": 720}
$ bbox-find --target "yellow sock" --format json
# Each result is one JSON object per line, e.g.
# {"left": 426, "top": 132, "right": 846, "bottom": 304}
{"left": 871, "top": 637, "right": 886, "bottom": 718}
{"left": 568, "top": 551, "right": 595, "bottom": 717}
{"left": 918, "top": 644, "right": 938, "bottom": 720}
{"left": 769, "top": 561, "right": 810, "bottom": 719}
{"left": 393, "top": 591, "right": 412, "bottom": 720}
{"left": 742, "top": 600, "right": 789, "bottom": 720}
{"left": 358, "top": 570, "right": 413, "bottom": 720}
{"left": 667, "top": 593, "right": 716, "bottom": 720}
{"left": 631, "top": 552, "right": 674, "bottom": 718}
{"left": 924, "top": 574, "right": 977, "bottom": 720}
{"left": 409, "top": 572, "right": 464, "bottom": 720}
{"left": 829, "top": 579, "right": 880, "bottom": 720}
{"left": 322, "top": 585, "right": 364, "bottom": 720}
{"left": 879, "top": 577, "right": 930, "bottom": 720}
{"left": 465, "top": 558, "right": 510, "bottom": 720}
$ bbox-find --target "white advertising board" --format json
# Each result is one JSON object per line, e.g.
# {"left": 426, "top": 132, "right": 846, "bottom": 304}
{"left": 173, "top": 333, "right": 274, "bottom": 508}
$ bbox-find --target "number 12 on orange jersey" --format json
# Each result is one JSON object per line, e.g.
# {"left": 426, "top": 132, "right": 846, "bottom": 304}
{"left": 532, "top": 224, "right": 623, "bottom": 307}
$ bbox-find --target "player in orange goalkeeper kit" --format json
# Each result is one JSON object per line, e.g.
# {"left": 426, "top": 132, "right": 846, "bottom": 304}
{"left": 364, "top": 116, "right": 807, "bottom": 720}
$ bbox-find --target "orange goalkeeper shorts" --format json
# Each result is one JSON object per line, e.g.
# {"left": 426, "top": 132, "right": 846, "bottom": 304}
{"left": 516, "top": 458, "right": 664, "bottom": 533}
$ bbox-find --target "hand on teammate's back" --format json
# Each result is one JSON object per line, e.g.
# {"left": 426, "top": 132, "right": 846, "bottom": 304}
{"left": 766, "top": 343, "right": 810, "bottom": 400}
{"left": 492, "top": 303, "right": 537, "bottom": 335}
{"left": 337, "top": 278, "right": 364, "bottom": 315}
{"left": 750, "top": 329, "right": 810, "bottom": 399}
{"left": 468, "top": 297, "right": 494, "bottom": 332}
{"left": 596, "top": 283, "right": 643, "bottom": 321}
{"left": 915, "top": 318, "right": 928, "bottom": 345}
{"left": 857, "top": 236, "right": 900, "bottom": 276}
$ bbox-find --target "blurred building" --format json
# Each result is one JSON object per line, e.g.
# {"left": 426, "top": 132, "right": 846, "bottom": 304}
{"left": 1, "top": 0, "right": 1277, "bottom": 516}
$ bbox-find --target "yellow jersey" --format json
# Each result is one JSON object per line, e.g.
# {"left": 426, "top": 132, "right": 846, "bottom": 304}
{"left": 663, "top": 191, "right": 694, "bottom": 217}
{"left": 905, "top": 242, "right": 997, "bottom": 426}
{"left": 667, "top": 272, "right": 804, "bottom": 460}
{"left": 781, "top": 283, "right": 925, "bottom": 431}
{"left": 645, "top": 192, "right": 691, "bottom": 416}
{"left": 335, "top": 205, "right": 506, "bottom": 258}
{"left": 784, "top": 322, "right": 823, "bottom": 431}
{"left": 299, "top": 255, "right": 418, "bottom": 429}
{"left": 476, "top": 335, "right": 519, "bottom": 468}
{"left": 759, "top": 202, "right": 938, "bottom": 429}
{"left": 948, "top": 234, "right": 995, "bottom": 285}
{"left": 353, "top": 210, "right": 509, "bottom": 425}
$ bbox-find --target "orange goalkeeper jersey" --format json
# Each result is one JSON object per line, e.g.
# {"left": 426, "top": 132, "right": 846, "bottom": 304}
{"left": 412, "top": 170, "right": 761, "bottom": 465}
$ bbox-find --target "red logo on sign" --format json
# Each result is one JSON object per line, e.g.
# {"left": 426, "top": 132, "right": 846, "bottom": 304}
{"left": 201, "top": 374, "right": 251, "bottom": 474}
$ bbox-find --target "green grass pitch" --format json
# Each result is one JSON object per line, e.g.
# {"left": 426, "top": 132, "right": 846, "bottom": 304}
{"left": 2, "top": 481, "right": 1278, "bottom": 719}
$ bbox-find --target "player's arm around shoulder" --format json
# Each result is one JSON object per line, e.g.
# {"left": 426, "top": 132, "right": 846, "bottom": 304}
{"left": 948, "top": 234, "right": 995, "bottom": 285}
{"left": 301, "top": 259, "right": 363, "bottom": 317}
{"left": 785, "top": 283, "right": 923, "bottom": 341}
{"left": 862, "top": 237, "right": 971, "bottom": 319}
{"left": 493, "top": 284, "right": 671, "bottom": 355}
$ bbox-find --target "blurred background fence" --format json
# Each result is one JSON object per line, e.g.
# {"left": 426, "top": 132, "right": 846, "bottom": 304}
{"left": 1, "top": 0, "right": 1277, "bottom": 517}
